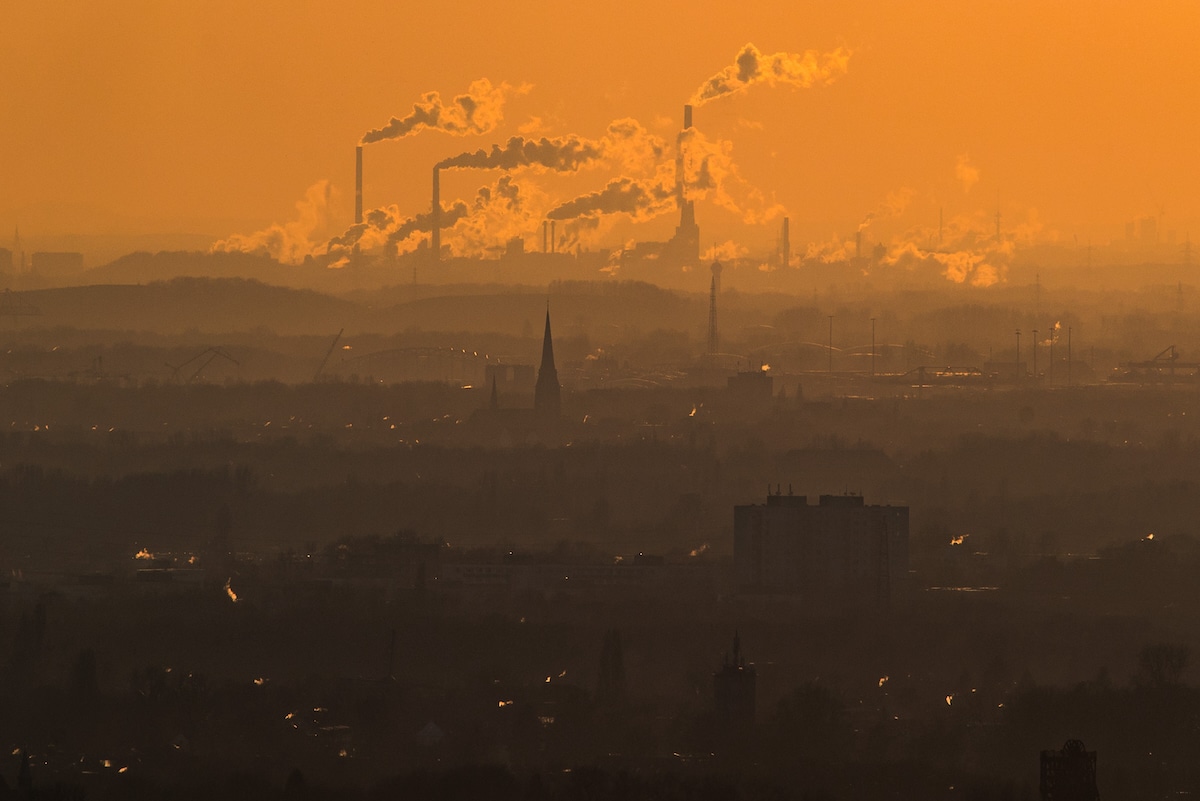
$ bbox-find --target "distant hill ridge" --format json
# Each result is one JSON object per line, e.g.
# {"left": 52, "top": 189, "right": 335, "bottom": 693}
{"left": 17, "top": 277, "right": 365, "bottom": 336}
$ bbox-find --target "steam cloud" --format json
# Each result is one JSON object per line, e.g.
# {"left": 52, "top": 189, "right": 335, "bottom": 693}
{"left": 858, "top": 188, "right": 915, "bottom": 232}
{"left": 802, "top": 196, "right": 1051, "bottom": 289}
{"left": 211, "top": 181, "right": 337, "bottom": 265}
{"left": 361, "top": 79, "right": 526, "bottom": 145}
{"left": 956, "top": 154, "right": 980, "bottom": 193}
{"left": 547, "top": 123, "right": 783, "bottom": 233}
{"left": 690, "top": 42, "right": 853, "bottom": 106}
{"left": 881, "top": 208, "right": 1048, "bottom": 287}
{"left": 323, "top": 175, "right": 539, "bottom": 260}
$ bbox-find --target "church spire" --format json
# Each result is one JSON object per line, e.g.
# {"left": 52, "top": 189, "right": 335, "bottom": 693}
{"left": 534, "top": 306, "right": 561, "bottom": 419}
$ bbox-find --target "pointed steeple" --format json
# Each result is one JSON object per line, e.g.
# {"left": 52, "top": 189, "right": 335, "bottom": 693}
{"left": 534, "top": 306, "right": 561, "bottom": 419}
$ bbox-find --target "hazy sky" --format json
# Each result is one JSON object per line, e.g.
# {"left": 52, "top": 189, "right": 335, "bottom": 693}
{"left": 3, "top": 0, "right": 1198, "bottom": 254}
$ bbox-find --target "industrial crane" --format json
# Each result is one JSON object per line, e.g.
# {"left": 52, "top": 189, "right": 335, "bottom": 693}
{"left": 313, "top": 329, "right": 344, "bottom": 383}
{"left": 1116, "top": 345, "right": 1200, "bottom": 383}
{"left": 165, "top": 347, "right": 240, "bottom": 384}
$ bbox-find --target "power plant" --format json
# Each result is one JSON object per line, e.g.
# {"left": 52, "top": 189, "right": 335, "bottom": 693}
{"left": 377, "top": 103, "right": 710, "bottom": 275}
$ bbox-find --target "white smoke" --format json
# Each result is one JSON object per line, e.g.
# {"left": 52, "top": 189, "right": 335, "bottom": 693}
{"left": 880, "top": 209, "right": 1035, "bottom": 287}
{"left": 955, "top": 154, "right": 980, "bottom": 194}
{"left": 210, "top": 181, "right": 338, "bottom": 265}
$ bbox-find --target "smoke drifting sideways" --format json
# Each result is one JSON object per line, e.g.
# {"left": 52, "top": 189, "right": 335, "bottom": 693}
{"left": 883, "top": 208, "right": 1049, "bottom": 287}
{"left": 690, "top": 42, "right": 853, "bottom": 106}
{"left": 546, "top": 41, "right": 858, "bottom": 246}
{"left": 335, "top": 120, "right": 667, "bottom": 259}
{"left": 805, "top": 197, "right": 1050, "bottom": 288}
{"left": 210, "top": 181, "right": 338, "bottom": 265}
{"left": 360, "top": 78, "right": 528, "bottom": 145}
{"left": 546, "top": 125, "right": 785, "bottom": 255}
{"left": 858, "top": 188, "right": 915, "bottom": 233}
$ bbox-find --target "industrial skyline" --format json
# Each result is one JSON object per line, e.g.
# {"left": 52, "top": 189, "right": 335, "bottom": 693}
{"left": 3, "top": 4, "right": 1200, "bottom": 797}
{"left": 2, "top": 1, "right": 1198, "bottom": 279}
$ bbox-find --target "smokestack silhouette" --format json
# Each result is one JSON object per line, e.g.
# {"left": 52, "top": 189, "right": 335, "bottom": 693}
{"left": 707, "top": 262, "right": 721, "bottom": 355}
{"left": 782, "top": 217, "right": 790, "bottom": 268}
{"left": 543, "top": 220, "right": 548, "bottom": 253}
{"left": 671, "top": 104, "right": 700, "bottom": 264}
{"left": 355, "top": 146, "right": 363, "bottom": 226}
{"left": 551, "top": 221, "right": 556, "bottom": 254}
{"left": 431, "top": 167, "right": 441, "bottom": 261}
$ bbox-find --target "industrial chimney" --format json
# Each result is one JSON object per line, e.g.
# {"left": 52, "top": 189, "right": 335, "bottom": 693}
{"left": 355, "top": 146, "right": 363, "bottom": 226}
{"left": 781, "top": 217, "right": 790, "bottom": 268}
{"left": 550, "top": 221, "right": 556, "bottom": 254}
{"left": 543, "top": 220, "right": 549, "bottom": 253}
{"left": 431, "top": 167, "right": 441, "bottom": 261}
{"left": 671, "top": 104, "right": 700, "bottom": 265}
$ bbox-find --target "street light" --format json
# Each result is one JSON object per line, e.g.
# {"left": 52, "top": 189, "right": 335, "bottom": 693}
{"left": 828, "top": 315, "right": 834, "bottom": 375}
{"left": 870, "top": 317, "right": 876, "bottom": 381}
{"left": 1015, "top": 329, "right": 1021, "bottom": 382}
{"left": 1049, "top": 326, "right": 1054, "bottom": 386}
{"left": 1032, "top": 329, "right": 1038, "bottom": 384}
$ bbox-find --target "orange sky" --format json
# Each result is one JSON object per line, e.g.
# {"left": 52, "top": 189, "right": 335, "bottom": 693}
{"left": 3, "top": 0, "right": 1198, "bottom": 260}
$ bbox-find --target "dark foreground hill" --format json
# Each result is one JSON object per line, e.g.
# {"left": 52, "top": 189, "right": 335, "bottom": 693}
{"left": 15, "top": 278, "right": 366, "bottom": 336}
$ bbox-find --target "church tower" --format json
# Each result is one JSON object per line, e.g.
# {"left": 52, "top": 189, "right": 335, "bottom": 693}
{"left": 534, "top": 308, "right": 561, "bottom": 419}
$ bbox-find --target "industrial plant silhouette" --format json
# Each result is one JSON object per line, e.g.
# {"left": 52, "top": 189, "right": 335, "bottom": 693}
{"left": 3, "top": 11, "right": 1199, "bottom": 801}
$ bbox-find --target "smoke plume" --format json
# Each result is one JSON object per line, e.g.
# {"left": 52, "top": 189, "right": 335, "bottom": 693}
{"left": 690, "top": 42, "right": 852, "bottom": 106}
{"left": 547, "top": 178, "right": 674, "bottom": 222}
{"left": 451, "top": 175, "right": 549, "bottom": 257}
{"left": 361, "top": 78, "right": 526, "bottom": 145}
{"left": 680, "top": 128, "right": 786, "bottom": 224}
{"left": 437, "top": 134, "right": 605, "bottom": 172}
{"left": 545, "top": 121, "right": 783, "bottom": 232}
{"left": 211, "top": 181, "right": 338, "bottom": 265}
{"left": 878, "top": 208, "right": 1042, "bottom": 287}
{"left": 858, "top": 187, "right": 915, "bottom": 231}
{"left": 955, "top": 154, "right": 980, "bottom": 193}
{"left": 327, "top": 175, "right": 542, "bottom": 259}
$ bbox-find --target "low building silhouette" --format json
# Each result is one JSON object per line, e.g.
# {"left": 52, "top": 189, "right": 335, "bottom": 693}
{"left": 713, "top": 633, "right": 755, "bottom": 734}
{"left": 726, "top": 368, "right": 774, "bottom": 403}
{"left": 1040, "top": 739, "right": 1099, "bottom": 801}
{"left": 734, "top": 492, "right": 909, "bottom": 610}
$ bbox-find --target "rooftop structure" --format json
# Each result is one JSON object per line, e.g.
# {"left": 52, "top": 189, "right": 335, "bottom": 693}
{"left": 734, "top": 493, "right": 909, "bottom": 611}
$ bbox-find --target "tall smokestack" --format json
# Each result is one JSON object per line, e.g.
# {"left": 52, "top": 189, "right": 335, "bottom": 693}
{"left": 782, "top": 217, "right": 790, "bottom": 268}
{"left": 550, "top": 221, "right": 556, "bottom": 254}
{"left": 543, "top": 220, "right": 548, "bottom": 253}
{"left": 672, "top": 104, "right": 700, "bottom": 264}
{"left": 355, "top": 146, "right": 363, "bottom": 226}
{"left": 431, "top": 167, "right": 441, "bottom": 261}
